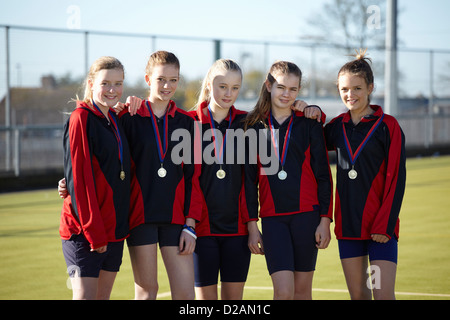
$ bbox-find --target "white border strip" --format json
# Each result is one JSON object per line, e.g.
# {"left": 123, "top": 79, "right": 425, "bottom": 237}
{"left": 156, "top": 287, "right": 450, "bottom": 299}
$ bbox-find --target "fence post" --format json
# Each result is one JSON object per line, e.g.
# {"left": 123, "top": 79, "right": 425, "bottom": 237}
{"left": 84, "top": 31, "right": 89, "bottom": 74}
{"left": 385, "top": 0, "right": 398, "bottom": 116}
{"left": 428, "top": 50, "right": 434, "bottom": 148}
{"left": 214, "top": 39, "right": 221, "bottom": 61}
{"left": 5, "top": 26, "right": 11, "bottom": 172}
{"left": 13, "top": 128, "right": 20, "bottom": 177}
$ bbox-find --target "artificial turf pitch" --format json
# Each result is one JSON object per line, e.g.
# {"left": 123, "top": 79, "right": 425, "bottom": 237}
{"left": 0, "top": 156, "right": 449, "bottom": 300}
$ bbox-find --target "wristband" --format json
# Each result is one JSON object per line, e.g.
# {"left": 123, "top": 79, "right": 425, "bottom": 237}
{"left": 182, "top": 228, "right": 197, "bottom": 240}
{"left": 183, "top": 224, "right": 197, "bottom": 240}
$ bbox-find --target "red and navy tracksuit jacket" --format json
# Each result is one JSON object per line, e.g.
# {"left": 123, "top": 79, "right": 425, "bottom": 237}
{"left": 190, "top": 102, "right": 253, "bottom": 237}
{"left": 119, "top": 100, "right": 202, "bottom": 228}
{"left": 324, "top": 105, "right": 406, "bottom": 240}
{"left": 245, "top": 111, "right": 333, "bottom": 221}
{"left": 60, "top": 101, "right": 134, "bottom": 250}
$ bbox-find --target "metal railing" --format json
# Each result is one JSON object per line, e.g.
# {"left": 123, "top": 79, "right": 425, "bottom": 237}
{"left": 1, "top": 24, "right": 450, "bottom": 177}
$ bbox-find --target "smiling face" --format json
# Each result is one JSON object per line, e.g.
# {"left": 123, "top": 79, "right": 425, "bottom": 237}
{"left": 146, "top": 63, "right": 179, "bottom": 103}
{"left": 89, "top": 68, "right": 124, "bottom": 108}
{"left": 266, "top": 72, "right": 300, "bottom": 116}
{"left": 338, "top": 72, "right": 374, "bottom": 114}
{"left": 208, "top": 70, "right": 242, "bottom": 111}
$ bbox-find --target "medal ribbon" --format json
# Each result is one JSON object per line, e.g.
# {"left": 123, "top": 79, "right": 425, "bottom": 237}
{"left": 342, "top": 113, "right": 385, "bottom": 166}
{"left": 146, "top": 101, "right": 169, "bottom": 164}
{"left": 268, "top": 111, "right": 294, "bottom": 168}
{"left": 207, "top": 105, "right": 233, "bottom": 165}
{"left": 92, "top": 101, "right": 123, "bottom": 170}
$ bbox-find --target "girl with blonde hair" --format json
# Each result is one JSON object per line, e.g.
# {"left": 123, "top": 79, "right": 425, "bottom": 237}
{"left": 60, "top": 56, "right": 135, "bottom": 299}
{"left": 190, "top": 59, "right": 263, "bottom": 300}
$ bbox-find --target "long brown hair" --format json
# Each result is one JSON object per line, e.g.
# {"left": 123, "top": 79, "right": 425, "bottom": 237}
{"left": 245, "top": 61, "right": 302, "bottom": 129}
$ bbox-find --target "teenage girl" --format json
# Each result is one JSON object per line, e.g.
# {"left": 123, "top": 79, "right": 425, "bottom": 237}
{"left": 118, "top": 51, "right": 200, "bottom": 300}
{"left": 244, "top": 61, "right": 333, "bottom": 300}
{"left": 60, "top": 56, "right": 134, "bottom": 300}
{"left": 313, "top": 50, "right": 406, "bottom": 300}
{"left": 190, "top": 59, "right": 263, "bottom": 300}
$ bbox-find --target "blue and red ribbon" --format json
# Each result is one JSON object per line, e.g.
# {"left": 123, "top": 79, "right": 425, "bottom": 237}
{"left": 207, "top": 105, "right": 233, "bottom": 165}
{"left": 342, "top": 113, "right": 385, "bottom": 166}
{"left": 92, "top": 101, "right": 123, "bottom": 170}
{"left": 268, "top": 111, "right": 294, "bottom": 169}
{"left": 146, "top": 101, "right": 169, "bottom": 165}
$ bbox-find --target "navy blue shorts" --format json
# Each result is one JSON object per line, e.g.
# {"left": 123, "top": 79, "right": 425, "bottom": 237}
{"left": 62, "top": 234, "right": 124, "bottom": 278}
{"left": 127, "top": 223, "right": 182, "bottom": 247}
{"left": 193, "top": 235, "right": 251, "bottom": 287}
{"left": 338, "top": 238, "right": 398, "bottom": 264}
{"left": 262, "top": 211, "right": 320, "bottom": 275}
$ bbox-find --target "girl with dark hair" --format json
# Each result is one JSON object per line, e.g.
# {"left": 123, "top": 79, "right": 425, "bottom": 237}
{"left": 244, "top": 60, "right": 333, "bottom": 300}
{"left": 303, "top": 50, "right": 406, "bottom": 300}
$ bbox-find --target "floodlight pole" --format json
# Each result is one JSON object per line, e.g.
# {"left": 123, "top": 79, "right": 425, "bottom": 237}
{"left": 5, "top": 26, "right": 11, "bottom": 171}
{"left": 384, "top": 0, "right": 398, "bottom": 116}
{"left": 214, "top": 40, "right": 221, "bottom": 61}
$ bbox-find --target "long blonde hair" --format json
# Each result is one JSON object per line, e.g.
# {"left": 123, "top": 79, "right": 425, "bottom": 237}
{"left": 194, "top": 59, "right": 242, "bottom": 109}
{"left": 245, "top": 61, "right": 302, "bottom": 129}
{"left": 82, "top": 56, "right": 125, "bottom": 103}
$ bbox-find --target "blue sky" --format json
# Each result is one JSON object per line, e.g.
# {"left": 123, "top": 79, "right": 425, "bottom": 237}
{"left": 1, "top": 0, "right": 450, "bottom": 97}
{"left": 1, "top": 0, "right": 449, "bottom": 49}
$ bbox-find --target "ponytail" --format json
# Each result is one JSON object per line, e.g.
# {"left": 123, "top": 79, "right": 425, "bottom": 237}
{"left": 338, "top": 48, "right": 374, "bottom": 86}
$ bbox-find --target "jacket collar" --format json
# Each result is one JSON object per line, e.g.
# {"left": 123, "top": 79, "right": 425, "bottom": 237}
{"left": 342, "top": 104, "right": 384, "bottom": 123}
{"left": 196, "top": 100, "right": 237, "bottom": 124}
{"left": 136, "top": 99, "right": 177, "bottom": 118}
{"left": 76, "top": 100, "right": 114, "bottom": 118}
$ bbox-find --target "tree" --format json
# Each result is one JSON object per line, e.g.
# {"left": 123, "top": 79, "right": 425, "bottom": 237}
{"left": 305, "top": 0, "right": 386, "bottom": 51}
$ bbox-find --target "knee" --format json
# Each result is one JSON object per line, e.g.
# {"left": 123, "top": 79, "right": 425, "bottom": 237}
{"left": 171, "top": 288, "right": 195, "bottom": 300}
{"left": 135, "top": 281, "right": 159, "bottom": 300}
{"left": 349, "top": 287, "right": 372, "bottom": 300}
{"left": 273, "top": 287, "right": 294, "bottom": 300}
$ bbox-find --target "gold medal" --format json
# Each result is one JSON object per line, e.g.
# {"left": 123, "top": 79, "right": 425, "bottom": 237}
{"left": 120, "top": 170, "right": 126, "bottom": 181}
{"left": 216, "top": 169, "right": 226, "bottom": 179}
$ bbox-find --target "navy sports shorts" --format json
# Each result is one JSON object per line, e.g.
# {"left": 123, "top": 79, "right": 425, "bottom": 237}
{"left": 62, "top": 234, "right": 124, "bottom": 278}
{"left": 127, "top": 223, "right": 182, "bottom": 247}
{"left": 262, "top": 211, "right": 320, "bottom": 275}
{"left": 338, "top": 238, "right": 398, "bottom": 264}
{"left": 193, "top": 235, "right": 251, "bottom": 287}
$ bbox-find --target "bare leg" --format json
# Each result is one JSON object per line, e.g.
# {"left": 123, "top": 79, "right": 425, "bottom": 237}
{"left": 96, "top": 270, "right": 117, "bottom": 300}
{"left": 128, "top": 244, "right": 159, "bottom": 300}
{"left": 161, "top": 246, "right": 195, "bottom": 300}
{"left": 370, "top": 260, "right": 397, "bottom": 300}
{"left": 195, "top": 284, "right": 218, "bottom": 300}
{"left": 70, "top": 277, "right": 98, "bottom": 300}
{"left": 293, "top": 271, "right": 314, "bottom": 300}
{"left": 271, "top": 270, "right": 294, "bottom": 300}
{"left": 221, "top": 282, "right": 246, "bottom": 300}
{"left": 341, "top": 256, "right": 372, "bottom": 300}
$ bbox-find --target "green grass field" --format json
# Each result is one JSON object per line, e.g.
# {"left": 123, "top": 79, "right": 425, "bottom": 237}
{"left": 0, "top": 156, "right": 449, "bottom": 300}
